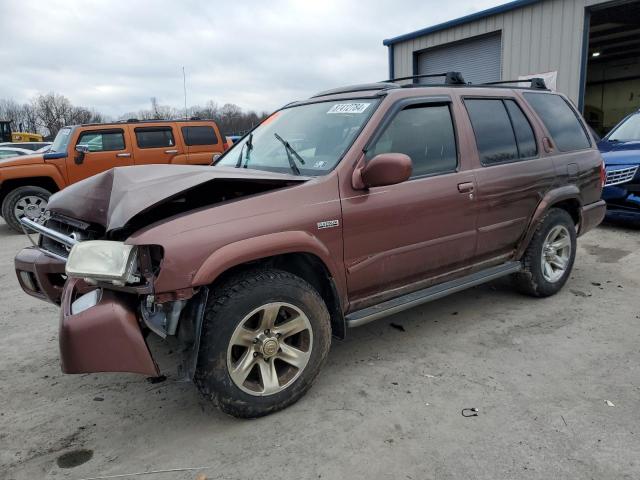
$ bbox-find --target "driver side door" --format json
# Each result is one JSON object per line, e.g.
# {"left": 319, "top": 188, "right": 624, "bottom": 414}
{"left": 68, "top": 128, "right": 134, "bottom": 184}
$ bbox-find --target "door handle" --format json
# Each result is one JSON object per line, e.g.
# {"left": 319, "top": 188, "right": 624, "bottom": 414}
{"left": 457, "top": 182, "right": 475, "bottom": 193}
{"left": 164, "top": 149, "right": 178, "bottom": 154}
{"left": 116, "top": 153, "right": 131, "bottom": 158}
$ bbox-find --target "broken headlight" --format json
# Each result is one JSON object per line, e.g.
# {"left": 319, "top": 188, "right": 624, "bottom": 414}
{"left": 65, "top": 241, "right": 139, "bottom": 286}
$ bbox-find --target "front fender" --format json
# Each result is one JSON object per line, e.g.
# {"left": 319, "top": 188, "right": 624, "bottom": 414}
{"left": 515, "top": 185, "right": 581, "bottom": 259}
{"left": 191, "top": 230, "right": 342, "bottom": 289}
{"left": 0, "top": 163, "right": 66, "bottom": 190}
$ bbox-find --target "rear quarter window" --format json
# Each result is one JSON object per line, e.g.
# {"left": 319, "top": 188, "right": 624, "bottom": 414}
{"left": 523, "top": 93, "right": 590, "bottom": 152}
{"left": 181, "top": 126, "right": 219, "bottom": 146}
{"left": 135, "top": 127, "right": 175, "bottom": 148}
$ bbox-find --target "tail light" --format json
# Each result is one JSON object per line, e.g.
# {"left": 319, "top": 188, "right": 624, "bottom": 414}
{"left": 600, "top": 161, "right": 606, "bottom": 188}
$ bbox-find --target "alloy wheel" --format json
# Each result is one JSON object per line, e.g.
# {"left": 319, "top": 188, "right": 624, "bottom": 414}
{"left": 227, "top": 302, "right": 313, "bottom": 396}
{"left": 541, "top": 225, "right": 571, "bottom": 283}
{"left": 14, "top": 195, "right": 47, "bottom": 222}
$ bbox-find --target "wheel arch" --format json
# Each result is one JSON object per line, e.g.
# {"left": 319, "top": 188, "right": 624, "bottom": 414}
{"left": 516, "top": 187, "right": 582, "bottom": 260}
{"left": 0, "top": 176, "right": 61, "bottom": 208}
{"left": 191, "top": 231, "right": 347, "bottom": 339}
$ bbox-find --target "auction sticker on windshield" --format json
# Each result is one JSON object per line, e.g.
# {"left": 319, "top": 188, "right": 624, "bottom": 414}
{"left": 327, "top": 103, "right": 370, "bottom": 114}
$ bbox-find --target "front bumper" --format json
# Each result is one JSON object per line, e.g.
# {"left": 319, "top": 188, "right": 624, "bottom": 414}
{"left": 602, "top": 184, "right": 640, "bottom": 221}
{"left": 59, "top": 277, "right": 158, "bottom": 376}
{"left": 15, "top": 247, "right": 67, "bottom": 304}
{"left": 579, "top": 200, "right": 606, "bottom": 235}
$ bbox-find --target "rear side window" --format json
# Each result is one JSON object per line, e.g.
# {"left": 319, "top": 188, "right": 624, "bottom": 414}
{"left": 465, "top": 99, "right": 518, "bottom": 164}
{"left": 504, "top": 100, "right": 538, "bottom": 158}
{"left": 135, "top": 127, "right": 175, "bottom": 148}
{"left": 523, "top": 93, "right": 590, "bottom": 151}
{"left": 368, "top": 104, "right": 457, "bottom": 178}
{"left": 77, "top": 130, "right": 125, "bottom": 152}
{"left": 181, "top": 126, "right": 218, "bottom": 146}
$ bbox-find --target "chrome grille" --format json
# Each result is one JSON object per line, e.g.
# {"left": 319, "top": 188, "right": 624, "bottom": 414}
{"left": 605, "top": 166, "right": 638, "bottom": 187}
{"left": 21, "top": 214, "right": 96, "bottom": 261}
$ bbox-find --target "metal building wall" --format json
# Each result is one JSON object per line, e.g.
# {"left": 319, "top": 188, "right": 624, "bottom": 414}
{"left": 391, "top": 0, "right": 607, "bottom": 105}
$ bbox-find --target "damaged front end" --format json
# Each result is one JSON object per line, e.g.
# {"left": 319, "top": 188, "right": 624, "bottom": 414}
{"left": 14, "top": 164, "right": 307, "bottom": 377}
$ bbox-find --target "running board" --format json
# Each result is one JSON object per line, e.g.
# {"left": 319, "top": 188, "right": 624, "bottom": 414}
{"left": 345, "top": 261, "right": 522, "bottom": 328}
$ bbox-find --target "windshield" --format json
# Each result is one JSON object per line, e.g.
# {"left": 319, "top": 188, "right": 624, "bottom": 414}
{"left": 608, "top": 113, "right": 640, "bottom": 142}
{"left": 217, "top": 99, "right": 378, "bottom": 175}
{"left": 50, "top": 127, "right": 73, "bottom": 153}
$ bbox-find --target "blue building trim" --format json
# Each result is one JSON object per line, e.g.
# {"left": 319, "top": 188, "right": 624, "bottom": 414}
{"left": 388, "top": 45, "right": 395, "bottom": 80}
{"left": 382, "top": 0, "right": 542, "bottom": 46}
{"left": 578, "top": 6, "right": 591, "bottom": 112}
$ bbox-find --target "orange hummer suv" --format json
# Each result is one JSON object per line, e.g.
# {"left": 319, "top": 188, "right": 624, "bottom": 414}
{"left": 0, "top": 119, "right": 226, "bottom": 232}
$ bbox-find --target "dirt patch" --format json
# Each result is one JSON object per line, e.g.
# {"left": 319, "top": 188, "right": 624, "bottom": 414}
{"left": 582, "top": 244, "right": 632, "bottom": 263}
{"left": 56, "top": 449, "right": 94, "bottom": 469}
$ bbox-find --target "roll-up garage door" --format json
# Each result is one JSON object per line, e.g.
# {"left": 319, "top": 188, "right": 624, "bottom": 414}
{"left": 417, "top": 32, "right": 502, "bottom": 85}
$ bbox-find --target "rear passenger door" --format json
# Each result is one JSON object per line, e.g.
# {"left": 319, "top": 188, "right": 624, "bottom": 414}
{"left": 464, "top": 97, "right": 556, "bottom": 261}
{"left": 181, "top": 124, "right": 224, "bottom": 164}
{"left": 133, "top": 125, "right": 184, "bottom": 165}
{"left": 68, "top": 128, "right": 133, "bottom": 184}
{"left": 341, "top": 98, "right": 478, "bottom": 306}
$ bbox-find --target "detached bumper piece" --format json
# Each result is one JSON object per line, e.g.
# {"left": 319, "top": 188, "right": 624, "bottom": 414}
{"left": 60, "top": 278, "right": 159, "bottom": 376}
{"left": 15, "top": 247, "right": 67, "bottom": 304}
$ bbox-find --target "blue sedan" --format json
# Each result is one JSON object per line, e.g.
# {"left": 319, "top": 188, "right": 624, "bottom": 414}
{"left": 598, "top": 110, "right": 640, "bottom": 223}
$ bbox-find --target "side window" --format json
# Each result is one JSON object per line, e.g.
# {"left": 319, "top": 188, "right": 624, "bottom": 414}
{"left": 523, "top": 93, "right": 591, "bottom": 152}
{"left": 77, "top": 130, "right": 125, "bottom": 152}
{"left": 368, "top": 104, "right": 457, "bottom": 178}
{"left": 465, "top": 99, "right": 518, "bottom": 165}
{"left": 181, "top": 126, "right": 218, "bottom": 146}
{"left": 504, "top": 100, "right": 538, "bottom": 158}
{"left": 135, "top": 127, "right": 175, "bottom": 149}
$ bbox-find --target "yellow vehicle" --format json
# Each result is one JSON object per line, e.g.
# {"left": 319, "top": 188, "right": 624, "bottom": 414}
{"left": 0, "top": 121, "right": 43, "bottom": 143}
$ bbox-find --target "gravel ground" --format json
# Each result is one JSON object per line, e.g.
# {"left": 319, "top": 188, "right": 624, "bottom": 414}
{"left": 1, "top": 218, "right": 639, "bottom": 480}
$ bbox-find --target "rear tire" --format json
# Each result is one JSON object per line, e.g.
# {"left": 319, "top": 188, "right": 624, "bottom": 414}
{"left": 514, "top": 208, "right": 576, "bottom": 297}
{"left": 1, "top": 186, "right": 51, "bottom": 233}
{"left": 194, "top": 268, "right": 331, "bottom": 418}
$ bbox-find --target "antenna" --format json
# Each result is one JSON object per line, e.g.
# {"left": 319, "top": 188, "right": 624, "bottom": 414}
{"left": 182, "top": 66, "right": 188, "bottom": 120}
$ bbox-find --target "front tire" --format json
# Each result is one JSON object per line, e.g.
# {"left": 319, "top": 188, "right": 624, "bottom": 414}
{"left": 194, "top": 269, "right": 331, "bottom": 418}
{"left": 1, "top": 186, "right": 51, "bottom": 233}
{"left": 514, "top": 208, "right": 577, "bottom": 297}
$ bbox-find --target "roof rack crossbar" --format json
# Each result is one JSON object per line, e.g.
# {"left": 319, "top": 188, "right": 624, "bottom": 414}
{"left": 481, "top": 78, "right": 547, "bottom": 89}
{"left": 383, "top": 72, "right": 466, "bottom": 85}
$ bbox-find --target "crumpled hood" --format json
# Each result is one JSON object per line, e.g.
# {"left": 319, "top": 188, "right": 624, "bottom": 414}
{"left": 0, "top": 152, "right": 44, "bottom": 168}
{"left": 47, "top": 164, "right": 308, "bottom": 232}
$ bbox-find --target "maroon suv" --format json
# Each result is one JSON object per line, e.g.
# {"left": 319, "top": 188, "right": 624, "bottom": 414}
{"left": 15, "top": 75, "right": 606, "bottom": 417}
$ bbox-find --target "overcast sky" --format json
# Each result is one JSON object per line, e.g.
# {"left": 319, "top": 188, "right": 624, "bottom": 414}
{"left": 1, "top": 0, "right": 505, "bottom": 117}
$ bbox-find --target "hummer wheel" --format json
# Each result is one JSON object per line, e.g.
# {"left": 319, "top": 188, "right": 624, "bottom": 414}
{"left": 1, "top": 186, "right": 51, "bottom": 233}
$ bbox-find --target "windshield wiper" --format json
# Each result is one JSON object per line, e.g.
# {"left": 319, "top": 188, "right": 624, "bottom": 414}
{"left": 273, "top": 132, "right": 305, "bottom": 176}
{"left": 234, "top": 132, "right": 253, "bottom": 168}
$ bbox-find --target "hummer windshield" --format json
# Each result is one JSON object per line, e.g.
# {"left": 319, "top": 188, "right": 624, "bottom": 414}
{"left": 217, "top": 99, "right": 379, "bottom": 176}
{"left": 49, "top": 127, "right": 74, "bottom": 153}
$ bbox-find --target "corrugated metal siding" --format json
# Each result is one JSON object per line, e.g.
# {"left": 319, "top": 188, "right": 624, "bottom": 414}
{"left": 417, "top": 32, "right": 502, "bottom": 84}
{"left": 391, "top": 0, "right": 609, "bottom": 104}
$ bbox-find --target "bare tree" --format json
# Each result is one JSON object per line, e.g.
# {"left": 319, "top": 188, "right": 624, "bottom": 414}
{"left": 34, "top": 93, "right": 75, "bottom": 137}
{"left": 1, "top": 93, "right": 270, "bottom": 139}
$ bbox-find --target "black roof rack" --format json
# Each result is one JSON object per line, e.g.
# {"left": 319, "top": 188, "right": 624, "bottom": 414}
{"left": 481, "top": 77, "right": 548, "bottom": 89}
{"left": 384, "top": 72, "right": 467, "bottom": 85}
{"left": 309, "top": 73, "right": 550, "bottom": 100}
{"left": 78, "top": 118, "right": 215, "bottom": 127}
{"left": 311, "top": 82, "right": 400, "bottom": 98}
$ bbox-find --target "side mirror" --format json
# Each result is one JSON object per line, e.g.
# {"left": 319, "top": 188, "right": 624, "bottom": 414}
{"left": 74, "top": 144, "right": 89, "bottom": 164}
{"left": 352, "top": 153, "right": 412, "bottom": 189}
